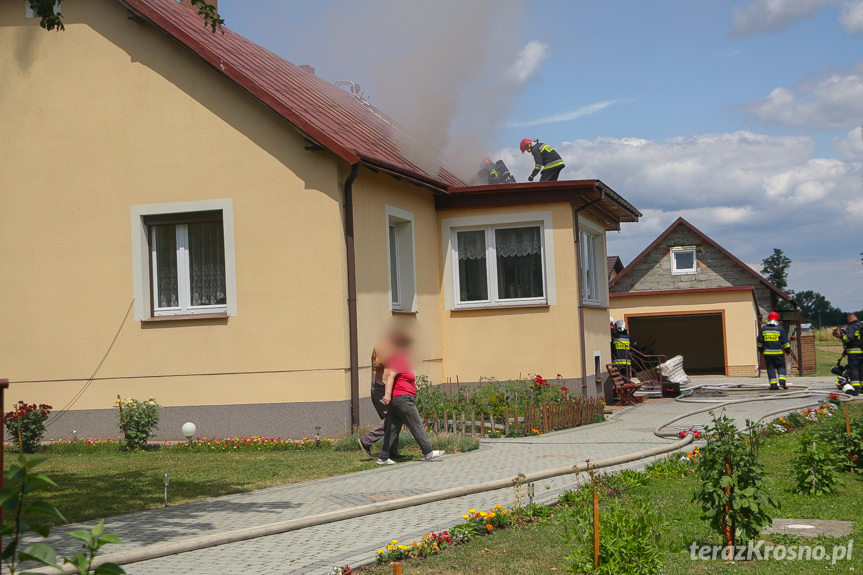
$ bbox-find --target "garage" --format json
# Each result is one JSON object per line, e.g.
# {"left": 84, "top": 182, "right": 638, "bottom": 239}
{"left": 626, "top": 312, "right": 726, "bottom": 375}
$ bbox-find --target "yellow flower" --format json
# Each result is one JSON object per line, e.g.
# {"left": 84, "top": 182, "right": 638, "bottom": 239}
{"left": 392, "top": 539, "right": 398, "bottom": 545}
{"left": 462, "top": 514, "right": 469, "bottom": 520}
{"left": 495, "top": 504, "right": 503, "bottom": 510}
{"left": 479, "top": 512, "right": 487, "bottom": 517}
{"left": 502, "top": 509, "right": 508, "bottom": 515}
{"left": 489, "top": 512, "right": 496, "bottom": 518}
{"left": 469, "top": 509, "right": 476, "bottom": 514}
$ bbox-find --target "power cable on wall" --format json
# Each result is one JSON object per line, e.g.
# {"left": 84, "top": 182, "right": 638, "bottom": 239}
{"left": 45, "top": 299, "right": 134, "bottom": 429}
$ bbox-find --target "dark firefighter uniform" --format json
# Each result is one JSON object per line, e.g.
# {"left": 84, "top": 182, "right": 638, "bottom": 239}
{"left": 842, "top": 319, "right": 863, "bottom": 390}
{"left": 757, "top": 323, "right": 791, "bottom": 389}
{"left": 528, "top": 143, "right": 565, "bottom": 182}
{"left": 611, "top": 330, "right": 631, "bottom": 375}
{"left": 470, "top": 161, "right": 516, "bottom": 185}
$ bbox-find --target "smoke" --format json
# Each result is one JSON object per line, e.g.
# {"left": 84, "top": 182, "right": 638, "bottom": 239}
{"left": 324, "top": 0, "right": 541, "bottom": 181}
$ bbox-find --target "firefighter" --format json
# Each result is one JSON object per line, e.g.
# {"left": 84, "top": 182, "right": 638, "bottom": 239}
{"left": 611, "top": 319, "right": 631, "bottom": 378}
{"left": 469, "top": 158, "right": 500, "bottom": 185}
{"left": 520, "top": 139, "right": 565, "bottom": 181}
{"left": 841, "top": 313, "right": 863, "bottom": 391}
{"left": 757, "top": 311, "right": 791, "bottom": 390}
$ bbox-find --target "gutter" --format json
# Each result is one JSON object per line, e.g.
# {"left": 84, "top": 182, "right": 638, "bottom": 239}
{"left": 572, "top": 189, "right": 606, "bottom": 395}
{"left": 344, "top": 164, "right": 361, "bottom": 431}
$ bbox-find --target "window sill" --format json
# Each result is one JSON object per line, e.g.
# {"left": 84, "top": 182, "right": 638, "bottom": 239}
{"left": 451, "top": 303, "right": 550, "bottom": 312}
{"left": 392, "top": 310, "right": 418, "bottom": 316}
{"left": 582, "top": 301, "right": 608, "bottom": 309}
{"left": 143, "top": 313, "right": 228, "bottom": 323}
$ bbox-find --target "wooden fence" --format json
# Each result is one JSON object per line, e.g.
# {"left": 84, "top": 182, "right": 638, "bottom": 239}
{"left": 421, "top": 397, "right": 605, "bottom": 437}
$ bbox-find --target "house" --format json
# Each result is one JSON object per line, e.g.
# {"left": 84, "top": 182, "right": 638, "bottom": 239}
{"left": 0, "top": 0, "right": 640, "bottom": 439}
{"left": 609, "top": 218, "right": 795, "bottom": 377}
{"left": 607, "top": 256, "right": 624, "bottom": 281}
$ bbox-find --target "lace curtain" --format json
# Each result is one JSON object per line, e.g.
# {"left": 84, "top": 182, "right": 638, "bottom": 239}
{"left": 457, "top": 230, "right": 486, "bottom": 260}
{"left": 155, "top": 225, "right": 179, "bottom": 308}
{"left": 495, "top": 227, "right": 541, "bottom": 258}
{"left": 189, "top": 222, "right": 227, "bottom": 306}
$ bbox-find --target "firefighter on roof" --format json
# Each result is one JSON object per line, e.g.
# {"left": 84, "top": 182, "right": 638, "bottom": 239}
{"left": 520, "top": 139, "right": 565, "bottom": 181}
{"left": 757, "top": 311, "right": 791, "bottom": 390}
{"left": 841, "top": 313, "right": 863, "bottom": 391}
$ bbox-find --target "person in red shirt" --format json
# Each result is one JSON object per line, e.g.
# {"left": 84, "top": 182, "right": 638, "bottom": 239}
{"left": 377, "top": 330, "right": 445, "bottom": 465}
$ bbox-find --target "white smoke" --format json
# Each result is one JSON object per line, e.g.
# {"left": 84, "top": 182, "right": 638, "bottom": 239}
{"left": 324, "top": 0, "right": 542, "bottom": 181}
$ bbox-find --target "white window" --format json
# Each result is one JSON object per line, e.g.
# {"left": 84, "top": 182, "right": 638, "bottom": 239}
{"left": 386, "top": 206, "right": 416, "bottom": 312}
{"left": 131, "top": 199, "right": 237, "bottom": 321}
{"left": 671, "top": 247, "right": 697, "bottom": 275}
{"left": 580, "top": 229, "right": 602, "bottom": 305}
{"left": 150, "top": 214, "right": 226, "bottom": 316}
{"left": 452, "top": 224, "right": 546, "bottom": 308}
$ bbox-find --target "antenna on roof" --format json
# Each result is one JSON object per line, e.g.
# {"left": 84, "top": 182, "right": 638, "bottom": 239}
{"left": 334, "top": 81, "right": 369, "bottom": 105}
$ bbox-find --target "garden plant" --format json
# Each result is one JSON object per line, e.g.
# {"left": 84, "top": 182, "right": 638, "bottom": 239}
{"left": 115, "top": 397, "right": 160, "bottom": 451}
{"left": 4, "top": 402, "right": 52, "bottom": 454}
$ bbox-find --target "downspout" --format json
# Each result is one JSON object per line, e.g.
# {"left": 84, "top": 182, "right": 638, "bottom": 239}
{"left": 344, "top": 163, "right": 361, "bottom": 431}
{"left": 572, "top": 192, "right": 605, "bottom": 396}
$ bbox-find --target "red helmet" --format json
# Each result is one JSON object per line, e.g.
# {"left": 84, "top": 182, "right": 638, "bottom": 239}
{"left": 520, "top": 138, "right": 532, "bottom": 153}
{"left": 483, "top": 158, "right": 492, "bottom": 165}
{"left": 767, "top": 311, "right": 780, "bottom": 322}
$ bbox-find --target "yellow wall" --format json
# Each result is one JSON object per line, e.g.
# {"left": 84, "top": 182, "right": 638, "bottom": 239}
{"left": 0, "top": 0, "right": 352, "bottom": 410}
{"left": 436, "top": 204, "right": 610, "bottom": 391}
{"left": 609, "top": 290, "right": 760, "bottom": 376}
{"left": 352, "top": 170, "right": 443, "bottom": 389}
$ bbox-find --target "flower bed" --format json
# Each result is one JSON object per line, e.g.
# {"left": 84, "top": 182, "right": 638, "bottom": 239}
{"left": 416, "top": 374, "right": 605, "bottom": 438}
{"left": 165, "top": 436, "right": 335, "bottom": 452}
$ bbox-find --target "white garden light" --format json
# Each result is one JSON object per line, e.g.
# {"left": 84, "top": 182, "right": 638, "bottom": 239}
{"left": 182, "top": 421, "right": 197, "bottom": 441}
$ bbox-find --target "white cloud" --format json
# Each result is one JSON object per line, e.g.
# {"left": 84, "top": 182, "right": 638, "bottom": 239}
{"left": 742, "top": 63, "right": 863, "bottom": 130}
{"left": 506, "top": 100, "right": 617, "bottom": 128}
{"left": 495, "top": 130, "right": 863, "bottom": 309}
{"left": 834, "top": 128, "right": 863, "bottom": 162}
{"left": 506, "top": 41, "right": 551, "bottom": 85}
{"left": 840, "top": 0, "right": 863, "bottom": 33}
{"left": 730, "top": 0, "right": 863, "bottom": 36}
{"left": 730, "top": 0, "right": 835, "bottom": 37}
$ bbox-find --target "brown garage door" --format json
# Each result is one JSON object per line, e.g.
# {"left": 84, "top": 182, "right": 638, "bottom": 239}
{"left": 627, "top": 312, "right": 726, "bottom": 375}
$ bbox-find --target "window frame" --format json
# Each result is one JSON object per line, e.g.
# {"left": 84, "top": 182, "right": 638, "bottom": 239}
{"left": 578, "top": 216, "right": 608, "bottom": 308}
{"left": 671, "top": 247, "right": 698, "bottom": 275}
{"left": 385, "top": 206, "right": 416, "bottom": 313}
{"left": 131, "top": 199, "right": 237, "bottom": 321}
{"left": 450, "top": 221, "right": 548, "bottom": 310}
{"left": 149, "top": 222, "right": 228, "bottom": 317}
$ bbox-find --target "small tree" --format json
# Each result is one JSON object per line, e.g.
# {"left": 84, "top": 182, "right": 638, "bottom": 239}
{"left": 692, "top": 412, "right": 778, "bottom": 548}
{"left": 4, "top": 401, "right": 52, "bottom": 453}
{"left": 792, "top": 435, "right": 839, "bottom": 495}
{"left": 116, "top": 397, "right": 160, "bottom": 451}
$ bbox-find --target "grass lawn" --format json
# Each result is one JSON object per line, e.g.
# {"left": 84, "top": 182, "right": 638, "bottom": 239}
{"left": 815, "top": 341, "right": 844, "bottom": 377}
{"left": 367, "top": 403, "right": 863, "bottom": 574}
{"left": 4, "top": 430, "right": 479, "bottom": 526}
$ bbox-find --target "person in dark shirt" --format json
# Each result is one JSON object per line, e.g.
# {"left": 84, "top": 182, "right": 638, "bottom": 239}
{"left": 520, "top": 139, "right": 565, "bottom": 181}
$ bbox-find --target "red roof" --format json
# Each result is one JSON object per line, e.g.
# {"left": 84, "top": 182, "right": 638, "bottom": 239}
{"left": 609, "top": 217, "right": 793, "bottom": 302}
{"left": 120, "top": 0, "right": 464, "bottom": 191}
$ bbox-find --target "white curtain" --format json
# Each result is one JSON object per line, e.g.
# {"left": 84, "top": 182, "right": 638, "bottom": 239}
{"left": 457, "top": 230, "right": 486, "bottom": 260}
{"left": 496, "top": 227, "right": 541, "bottom": 258}
{"left": 189, "top": 222, "right": 227, "bottom": 306}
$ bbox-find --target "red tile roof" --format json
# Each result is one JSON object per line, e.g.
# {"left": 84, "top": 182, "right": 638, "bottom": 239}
{"left": 120, "top": 0, "right": 464, "bottom": 191}
{"left": 607, "top": 256, "right": 623, "bottom": 278}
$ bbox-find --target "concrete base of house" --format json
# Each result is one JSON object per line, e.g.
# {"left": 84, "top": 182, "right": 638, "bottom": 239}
{"left": 45, "top": 400, "right": 383, "bottom": 442}
{"left": 46, "top": 376, "right": 609, "bottom": 441}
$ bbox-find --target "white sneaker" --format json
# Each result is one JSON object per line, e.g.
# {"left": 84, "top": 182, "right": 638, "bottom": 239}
{"left": 424, "top": 450, "right": 445, "bottom": 461}
{"left": 376, "top": 458, "right": 396, "bottom": 465}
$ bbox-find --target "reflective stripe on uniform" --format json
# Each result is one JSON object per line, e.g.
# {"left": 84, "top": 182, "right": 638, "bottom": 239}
{"left": 762, "top": 350, "right": 785, "bottom": 355}
{"left": 542, "top": 160, "right": 565, "bottom": 169}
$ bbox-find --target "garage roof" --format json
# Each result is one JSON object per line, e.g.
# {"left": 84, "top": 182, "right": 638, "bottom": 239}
{"left": 120, "top": 0, "right": 464, "bottom": 191}
{"left": 610, "top": 217, "right": 793, "bottom": 303}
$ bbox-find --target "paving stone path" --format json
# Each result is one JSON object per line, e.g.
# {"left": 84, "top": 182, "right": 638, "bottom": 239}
{"left": 31, "top": 377, "right": 837, "bottom": 574}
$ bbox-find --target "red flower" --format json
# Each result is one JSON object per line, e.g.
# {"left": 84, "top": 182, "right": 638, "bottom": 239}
{"left": 560, "top": 387, "right": 568, "bottom": 392}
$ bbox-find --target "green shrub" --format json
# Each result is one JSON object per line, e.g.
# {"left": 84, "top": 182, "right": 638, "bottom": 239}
{"left": 559, "top": 496, "right": 665, "bottom": 575}
{"left": 793, "top": 435, "right": 840, "bottom": 495}
{"left": 818, "top": 414, "right": 863, "bottom": 471}
{"left": 692, "top": 412, "right": 778, "bottom": 547}
{"left": 116, "top": 397, "right": 160, "bottom": 451}
{"left": 643, "top": 455, "right": 694, "bottom": 479}
{"left": 4, "top": 401, "right": 52, "bottom": 453}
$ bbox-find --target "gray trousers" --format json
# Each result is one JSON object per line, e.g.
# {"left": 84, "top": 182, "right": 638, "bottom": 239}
{"left": 379, "top": 395, "right": 432, "bottom": 459}
{"left": 360, "top": 383, "right": 400, "bottom": 457}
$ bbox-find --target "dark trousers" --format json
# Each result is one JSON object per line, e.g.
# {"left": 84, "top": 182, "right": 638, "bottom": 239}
{"left": 848, "top": 354, "right": 863, "bottom": 385}
{"left": 540, "top": 165, "right": 564, "bottom": 181}
{"left": 764, "top": 354, "right": 787, "bottom": 385}
{"left": 379, "top": 395, "right": 432, "bottom": 459}
{"left": 360, "top": 384, "right": 400, "bottom": 457}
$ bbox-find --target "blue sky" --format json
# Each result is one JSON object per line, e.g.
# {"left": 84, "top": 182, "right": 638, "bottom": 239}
{"left": 219, "top": 1, "right": 862, "bottom": 311}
